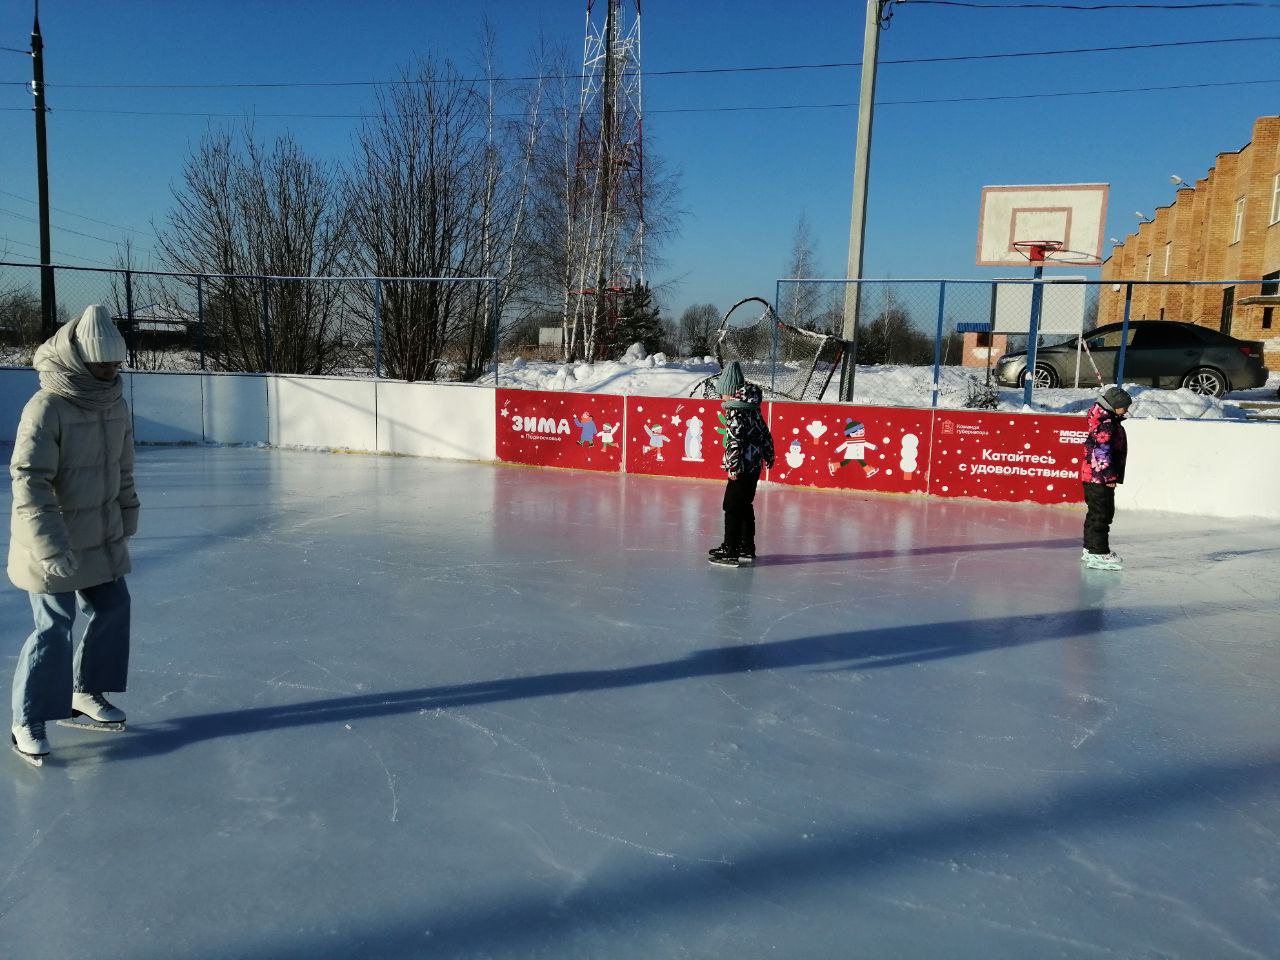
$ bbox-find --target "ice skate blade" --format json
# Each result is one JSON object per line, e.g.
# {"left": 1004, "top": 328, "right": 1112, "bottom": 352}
{"left": 10, "top": 742, "right": 45, "bottom": 767}
{"left": 57, "top": 717, "right": 126, "bottom": 733}
{"left": 707, "top": 557, "right": 739, "bottom": 568}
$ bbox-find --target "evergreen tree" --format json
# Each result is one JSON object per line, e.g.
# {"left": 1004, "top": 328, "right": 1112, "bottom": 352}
{"left": 610, "top": 281, "right": 664, "bottom": 356}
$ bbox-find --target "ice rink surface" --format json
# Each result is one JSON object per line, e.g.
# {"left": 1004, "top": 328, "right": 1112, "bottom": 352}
{"left": 1, "top": 446, "right": 1278, "bottom": 959}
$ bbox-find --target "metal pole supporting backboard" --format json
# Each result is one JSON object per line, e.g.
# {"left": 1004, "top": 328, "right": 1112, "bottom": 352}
{"left": 1022, "top": 267, "right": 1045, "bottom": 407}
{"left": 1116, "top": 282, "right": 1133, "bottom": 385}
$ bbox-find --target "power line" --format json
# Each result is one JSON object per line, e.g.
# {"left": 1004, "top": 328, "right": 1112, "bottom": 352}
{"left": 0, "top": 205, "right": 157, "bottom": 255}
{"left": 0, "top": 236, "right": 118, "bottom": 267}
{"left": 2, "top": 75, "right": 1277, "bottom": 119}
{"left": 0, "top": 35, "right": 1276, "bottom": 88}
{"left": 908, "top": 1, "right": 1280, "bottom": 9}
{"left": 0, "top": 189, "right": 160, "bottom": 240}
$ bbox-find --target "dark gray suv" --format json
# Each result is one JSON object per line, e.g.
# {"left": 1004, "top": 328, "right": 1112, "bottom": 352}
{"left": 994, "top": 320, "right": 1268, "bottom": 397}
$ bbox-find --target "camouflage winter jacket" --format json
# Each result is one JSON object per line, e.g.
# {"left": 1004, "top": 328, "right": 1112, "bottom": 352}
{"left": 719, "top": 383, "right": 775, "bottom": 477}
{"left": 1080, "top": 402, "right": 1127, "bottom": 485}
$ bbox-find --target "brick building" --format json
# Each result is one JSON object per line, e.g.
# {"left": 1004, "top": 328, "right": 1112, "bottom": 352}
{"left": 1099, "top": 115, "right": 1280, "bottom": 369}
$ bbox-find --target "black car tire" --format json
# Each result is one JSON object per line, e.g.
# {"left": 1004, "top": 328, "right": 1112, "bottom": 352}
{"left": 1180, "top": 367, "right": 1227, "bottom": 398}
{"left": 1019, "top": 363, "right": 1059, "bottom": 389}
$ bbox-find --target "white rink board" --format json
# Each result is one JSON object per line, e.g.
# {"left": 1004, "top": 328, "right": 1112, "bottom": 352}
{"left": 130, "top": 372, "right": 205, "bottom": 443}
{"left": 268, "top": 376, "right": 377, "bottom": 451}
{"left": 1119, "top": 418, "right": 1280, "bottom": 519}
{"left": 376, "top": 381, "right": 495, "bottom": 461}
{"left": 203, "top": 374, "right": 268, "bottom": 446}
{"left": 0, "top": 367, "right": 39, "bottom": 440}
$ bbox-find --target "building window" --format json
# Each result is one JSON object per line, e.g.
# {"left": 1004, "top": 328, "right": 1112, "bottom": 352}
{"left": 1163, "top": 242, "right": 1172, "bottom": 276}
{"left": 1232, "top": 196, "right": 1245, "bottom": 243}
{"left": 1263, "top": 270, "right": 1280, "bottom": 296}
{"left": 1272, "top": 173, "right": 1280, "bottom": 225}
{"left": 1264, "top": 307, "right": 1274, "bottom": 330}
{"left": 1220, "top": 286, "right": 1235, "bottom": 335}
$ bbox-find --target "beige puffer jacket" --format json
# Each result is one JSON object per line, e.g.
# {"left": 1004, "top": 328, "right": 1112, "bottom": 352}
{"left": 8, "top": 322, "right": 139, "bottom": 594}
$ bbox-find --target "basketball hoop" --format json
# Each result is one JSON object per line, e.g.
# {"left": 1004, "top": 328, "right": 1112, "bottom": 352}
{"left": 1012, "top": 239, "right": 1064, "bottom": 264}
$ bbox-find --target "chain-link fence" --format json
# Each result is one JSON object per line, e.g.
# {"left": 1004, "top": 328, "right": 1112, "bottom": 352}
{"left": 0, "top": 261, "right": 501, "bottom": 382}
{"left": 775, "top": 277, "right": 1274, "bottom": 408}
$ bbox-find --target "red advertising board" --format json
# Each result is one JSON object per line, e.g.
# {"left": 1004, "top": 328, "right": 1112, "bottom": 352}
{"left": 495, "top": 388, "right": 624, "bottom": 472}
{"left": 767, "top": 402, "right": 934, "bottom": 495}
{"left": 929, "top": 411, "right": 1087, "bottom": 504}
{"left": 623, "top": 396, "right": 736, "bottom": 481}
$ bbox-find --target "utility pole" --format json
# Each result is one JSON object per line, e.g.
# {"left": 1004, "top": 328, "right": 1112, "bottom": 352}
{"left": 840, "top": 0, "right": 891, "bottom": 401}
{"left": 31, "top": 0, "right": 56, "bottom": 338}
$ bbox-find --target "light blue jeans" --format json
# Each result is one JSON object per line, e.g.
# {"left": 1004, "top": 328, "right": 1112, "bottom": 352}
{"left": 11, "top": 578, "right": 131, "bottom": 726}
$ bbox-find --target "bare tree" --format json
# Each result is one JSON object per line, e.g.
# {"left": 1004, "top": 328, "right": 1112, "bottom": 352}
{"left": 156, "top": 127, "right": 350, "bottom": 374}
{"left": 676, "top": 303, "right": 720, "bottom": 358}
{"left": 778, "top": 213, "right": 829, "bottom": 331}
{"left": 346, "top": 59, "right": 503, "bottom": 382}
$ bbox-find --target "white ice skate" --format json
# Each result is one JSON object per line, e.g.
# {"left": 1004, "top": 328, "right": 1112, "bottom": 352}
{"left": 1084, "top": 551, "right": 1123, "bottom": 571}
{"left": 11, "top": 722, "right": 49, "bottom": 767}
{"left": 58, "top": 692, "right": 127, "bottom": 732}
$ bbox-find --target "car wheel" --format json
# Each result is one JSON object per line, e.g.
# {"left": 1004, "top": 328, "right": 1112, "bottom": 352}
{"left": 1020, "top": 363, "right": 1059, "bottom": 389}
{"left": 1180, "top": 367, "right": 1227, "bottom": 398}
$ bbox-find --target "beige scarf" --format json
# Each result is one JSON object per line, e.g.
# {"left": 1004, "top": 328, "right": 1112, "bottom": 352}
{"left": 33, "top": 313, "right": 123, "bottom": 410}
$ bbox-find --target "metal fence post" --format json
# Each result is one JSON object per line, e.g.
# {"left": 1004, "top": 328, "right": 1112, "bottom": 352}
{"left": 1116, "top": 282, "right": 1134, "bottom": 386}
{"left": 932, "top": 280, "right": 947, "bottom": 409}
{"left": 490, "top": 277, "right": 501, "bottom": 386}
{"left": 196, "top": 275, "right": 206, "bottom": 371}
{"left": 373, "top": 278, "right": 383, "bottom": 379}
{"left": 771, "top": 279, "right": 782, "bottom": 395}
{"left": 260, "top": 276, "right": 274, "bottom": 373}
{"left": 124, "top": 269, "right": 137, "bottom": 368}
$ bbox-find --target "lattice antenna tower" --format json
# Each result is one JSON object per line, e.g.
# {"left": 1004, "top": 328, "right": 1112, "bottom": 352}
{"left": 570, "top": 0, "right": 646, "bottom": 359}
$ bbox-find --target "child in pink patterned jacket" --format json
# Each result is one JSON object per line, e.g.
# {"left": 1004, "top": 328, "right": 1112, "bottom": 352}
{"left": 1080, "top": 386, "right": 1130, "bottom": 571}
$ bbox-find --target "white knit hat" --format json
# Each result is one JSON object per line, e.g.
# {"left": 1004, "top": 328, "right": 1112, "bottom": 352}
{"left": 73, "top": 305, "right": 128, "bottom": 364}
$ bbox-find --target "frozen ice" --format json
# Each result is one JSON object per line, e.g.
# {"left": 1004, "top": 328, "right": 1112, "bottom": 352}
{"left": 1, "top": 446, "right": 1277, "bottom": 959}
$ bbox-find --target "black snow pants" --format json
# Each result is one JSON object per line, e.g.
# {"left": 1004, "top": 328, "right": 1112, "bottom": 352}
{"left": 1082, "top": 482, "right": 1116, "bottom": 554}
{"left": 723, "top": 471, "right": 761, "bottom": 555}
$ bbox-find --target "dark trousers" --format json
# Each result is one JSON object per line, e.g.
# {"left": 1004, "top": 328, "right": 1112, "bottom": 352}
{"left": 723, "top": 472, "right": 760, "bottom": 554}
{"left": 1082, "top": 483, "right": 1116, "bottom": 555}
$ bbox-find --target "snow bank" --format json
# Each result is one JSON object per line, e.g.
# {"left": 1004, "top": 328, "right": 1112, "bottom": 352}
{"left": 482, "top": 357, "right": 1261, "bottom": 421}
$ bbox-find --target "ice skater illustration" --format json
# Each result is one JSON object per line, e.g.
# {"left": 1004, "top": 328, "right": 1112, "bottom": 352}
{"left": 597, "top": 422, "right": 620, "bottom": 450}
{"left": 828, "top": 419, "right": 879, "bottom": 478}
{"left": 643, "top": 422, "right": 671, "bottom": 460}
{"left": 573, "top": 412, "right": 597, "bottom": 446}
{"left": 681, "top": 416, "right": 704, "bottom": 462}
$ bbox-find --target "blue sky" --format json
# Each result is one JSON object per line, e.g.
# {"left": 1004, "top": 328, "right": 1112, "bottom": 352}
{"left": 1, "top": 0, "right": 1278, "bottom": 318}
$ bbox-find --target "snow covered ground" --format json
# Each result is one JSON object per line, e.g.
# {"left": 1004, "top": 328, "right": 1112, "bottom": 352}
{"left": 1, "top": 447, "right": 1276, "bottom": 959}
{"left": 481, "top": 347, "right": 1280, "bottom": 421}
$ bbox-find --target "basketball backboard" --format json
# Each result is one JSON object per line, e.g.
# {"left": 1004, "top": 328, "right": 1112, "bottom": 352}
{"left": 976, "top": 184, "right": 1109, "bottom": 267}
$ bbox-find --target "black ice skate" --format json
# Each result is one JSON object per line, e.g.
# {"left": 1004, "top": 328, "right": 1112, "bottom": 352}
{"left": 11, "top": 722, "right": 49, "bottom": 767}
{"left": 58, "top": 692, "right": 127, "bottom": 732}
{"left": 708, "top": 553, "right": 740, "bottom": 568}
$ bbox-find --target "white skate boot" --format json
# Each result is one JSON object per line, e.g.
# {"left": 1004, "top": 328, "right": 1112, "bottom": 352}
{"left": 1084, "top": 551, "right": 1123, "bottom": 571}
{"left": 11, "top": 722, "right": 50, "bottom": 767}
{"left": 60, "top": 692, "right": 127, "bottom": 732}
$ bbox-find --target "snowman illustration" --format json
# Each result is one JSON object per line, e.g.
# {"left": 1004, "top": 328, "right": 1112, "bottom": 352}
{"left": 828, "top": 419, "right": 879, "bottom": 478}
{"left": 643, "top": 422, "right": 671, "bottom": 461}
{"left": 681, "top": 416, "right": 704, "bottom": 462}
{"left": 784, "top": 438, "right": 805, "bottom": 470}
{"left": 598, "top": 422, "right": 620, "bottom": 450}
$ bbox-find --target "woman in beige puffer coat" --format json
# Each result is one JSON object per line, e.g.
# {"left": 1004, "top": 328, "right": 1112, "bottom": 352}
{"left": 8, "top": 305, "right": 139, "bottom": 766}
